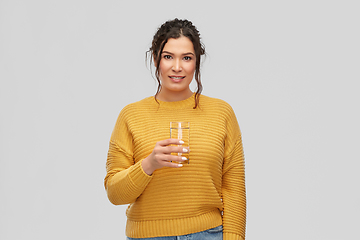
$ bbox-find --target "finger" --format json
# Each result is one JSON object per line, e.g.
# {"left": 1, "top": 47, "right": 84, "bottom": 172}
{"left": 169, "top": 155, "right": 188, "bottom": 162}
{"left": 155, "top": 154, "right": 187, "bottom": 163}
{"left": 157, "top": 138, "right": 184, "bottom": 146}
{"left": 162, "top": 146, "right": 189, "bottom": 154}
{"left": 162, "top": 161, "right": 184, "bottom": 168}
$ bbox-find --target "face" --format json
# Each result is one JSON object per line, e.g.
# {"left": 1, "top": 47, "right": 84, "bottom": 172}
{"left": 157, "top": 36, "right": 196, "bottom": 101}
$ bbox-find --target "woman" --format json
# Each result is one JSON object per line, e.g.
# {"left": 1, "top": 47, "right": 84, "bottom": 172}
{"left": 105, "top": 18, "right": 246, "bottom": 240}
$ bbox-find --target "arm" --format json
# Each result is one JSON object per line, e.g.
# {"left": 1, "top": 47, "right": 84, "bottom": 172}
{"left": 104, "top": 108, "right": 153, "bottom": 205}
{"left": 104, "top": 107, "right": 187, "bottom": 205}
{"left": 222, "top": 138, "right": 246, "bottom": 240}
{"left": 105, "top": 140, "right": 153, "bottom": 205}
{"left": 222, "top": 107, "right": 247, "bottom": 240}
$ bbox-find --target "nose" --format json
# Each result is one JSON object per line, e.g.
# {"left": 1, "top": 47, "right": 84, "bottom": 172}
{"left": 172, "top": 59, "right": 182, "bottom": 72}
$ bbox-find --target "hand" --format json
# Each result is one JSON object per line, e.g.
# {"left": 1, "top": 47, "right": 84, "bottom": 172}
{"left": 141, "top": 139, "right": 189, "bottom": 175}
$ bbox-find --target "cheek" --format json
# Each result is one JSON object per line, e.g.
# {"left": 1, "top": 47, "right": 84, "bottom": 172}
{"left": 159, "top": 60, "right": 170, "bottom": 74}
{"left": 186, "top": 62, "right": 196, "bottom": 74}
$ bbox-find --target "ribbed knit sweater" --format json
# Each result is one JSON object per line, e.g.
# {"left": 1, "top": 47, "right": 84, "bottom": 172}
{"left": 104, "top": 93, "right": 246, "bottom": 239}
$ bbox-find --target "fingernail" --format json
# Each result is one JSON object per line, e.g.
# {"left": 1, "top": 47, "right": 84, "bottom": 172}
{"left": 182, "top": 148, "right": 188, "bottom": 152}
{"left": 178, "top": 164, "right": 183, "bottom": 167}
{"left": 179, "top": 140, "right": 184, "bottom": 144}
{"left": 182, "top": 157, "right": 187, "bottom": 160}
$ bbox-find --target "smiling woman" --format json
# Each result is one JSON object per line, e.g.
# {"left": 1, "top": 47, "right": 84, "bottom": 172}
{"left": 149, "top": 19, "right": 205, "bottom": 109}
{"left": 104, "top": 18, "right": 246, "bottom": 240}
{"left": 157, "top": 37, "right": 196, "bottom": 102}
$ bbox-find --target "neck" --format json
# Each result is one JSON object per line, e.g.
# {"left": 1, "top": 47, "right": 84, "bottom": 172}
{"left": 156, "top": 89, "right": 193, "bottom": 102}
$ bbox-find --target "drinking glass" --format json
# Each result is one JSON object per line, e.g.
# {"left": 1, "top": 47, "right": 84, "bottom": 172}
{"left": 170, "top": 122, "right": 190, "bottom": 164}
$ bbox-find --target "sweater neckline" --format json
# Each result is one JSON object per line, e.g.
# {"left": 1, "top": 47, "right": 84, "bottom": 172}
{"left": 151, "top": 93, "right": 196, "bottom": 109}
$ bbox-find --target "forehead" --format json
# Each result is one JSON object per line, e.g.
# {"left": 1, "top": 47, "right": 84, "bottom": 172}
{"left": 163, "top": 36, "right": 195, "bottom": 54}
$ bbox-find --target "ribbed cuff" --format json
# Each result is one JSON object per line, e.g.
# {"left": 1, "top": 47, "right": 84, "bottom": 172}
{"left": 126, "top": 209, "right": 222, "bottom": 238}
{"left": 128, "top": 159, "right": 153, "bottom": 186}
{"left": 223, "top": 232, "right": 245, "bottom": 240}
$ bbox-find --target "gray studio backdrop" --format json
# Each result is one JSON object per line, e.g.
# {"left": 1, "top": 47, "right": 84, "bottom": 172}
{"left": 1, "top": 1, "right": 359, "bottom": 239}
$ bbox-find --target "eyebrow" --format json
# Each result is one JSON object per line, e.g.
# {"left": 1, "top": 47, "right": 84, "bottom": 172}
{"left": 162, "top": 51, "right": 195, "bottom": 56}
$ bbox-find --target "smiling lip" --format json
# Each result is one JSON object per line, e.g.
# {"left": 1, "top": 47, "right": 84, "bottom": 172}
{"left": 169, "top": 76, "right": 185, "bottom": 83}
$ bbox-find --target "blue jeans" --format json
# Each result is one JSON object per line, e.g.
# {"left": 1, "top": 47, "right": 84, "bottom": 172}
{"left": 127, "top": 225, "right": 223, "bottom": 240}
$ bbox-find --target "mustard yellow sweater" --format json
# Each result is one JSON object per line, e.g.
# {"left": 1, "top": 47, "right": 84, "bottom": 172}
{"left": 104, "top": 94, "right": 246, "bottom": 239}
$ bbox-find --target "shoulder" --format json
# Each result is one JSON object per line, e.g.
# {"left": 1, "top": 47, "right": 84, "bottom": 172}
{"left": 199, "top": 95, "right": 240, "bottom": 135}
{"left": 121, "top": 96, "right": 154, "bottom": 112}
{"left": 199, "top": 94, "right": 235, "bottom": 116}
{"left": 118, "top": 96, "right": 154, "bottom": 119}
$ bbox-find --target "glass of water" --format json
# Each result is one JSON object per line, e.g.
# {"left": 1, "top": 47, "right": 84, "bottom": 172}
{"left": 170, "top": 122, "right": 190, "bottom": 164}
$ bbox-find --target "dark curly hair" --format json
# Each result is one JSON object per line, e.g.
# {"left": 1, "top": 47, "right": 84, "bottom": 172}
{"left": 147, "top": 18, "right": 206, "bottom": 109}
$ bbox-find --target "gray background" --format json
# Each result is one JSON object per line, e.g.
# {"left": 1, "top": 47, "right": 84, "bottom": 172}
{"left": 1, "top": 0, "right": 359, "bottom": 239}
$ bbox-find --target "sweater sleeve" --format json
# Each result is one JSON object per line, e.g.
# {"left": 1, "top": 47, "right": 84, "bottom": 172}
{"left": 104, "top": 107, "right": 152, "bottom": 205}
{"left": 222, "top": 106, "right": 246, "bottom": 240}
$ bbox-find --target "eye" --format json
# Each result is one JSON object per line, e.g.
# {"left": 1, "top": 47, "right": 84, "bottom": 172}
{"left": 163, "top": 55, "right": 172, "bottom": 60}
{"left": 183, "top": 56, "right": 192, "bottom": 61}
